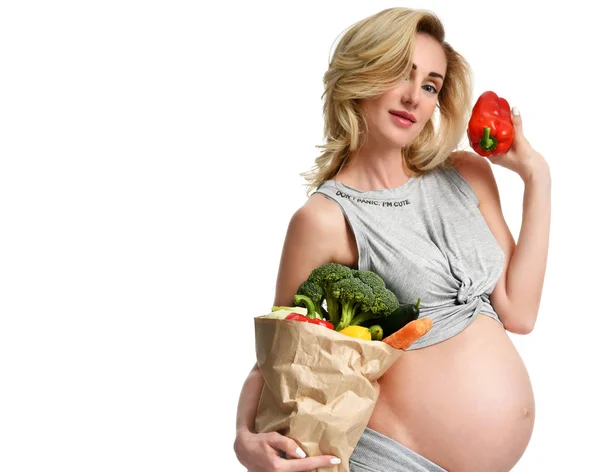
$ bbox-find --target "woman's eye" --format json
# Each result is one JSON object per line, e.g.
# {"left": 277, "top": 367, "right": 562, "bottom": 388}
{"left": 423, "top": 84, "right": 438, "bottom": 94}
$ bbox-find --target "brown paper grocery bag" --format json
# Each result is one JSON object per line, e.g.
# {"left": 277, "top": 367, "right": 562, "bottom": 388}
{"left": 254, "top": 315, "right": 403, "bottom": 472}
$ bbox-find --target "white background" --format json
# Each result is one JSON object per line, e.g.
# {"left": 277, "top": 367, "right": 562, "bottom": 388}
{"left": 0, "top": 1, "right": 598, "bottom": 471}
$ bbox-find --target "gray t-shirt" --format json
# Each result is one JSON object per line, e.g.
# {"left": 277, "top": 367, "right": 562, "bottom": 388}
{"left": 315, "top": 165, "right": 505, "bottom": 350}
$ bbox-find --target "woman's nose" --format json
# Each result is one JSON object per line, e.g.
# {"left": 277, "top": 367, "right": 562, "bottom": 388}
{"left": 401, "top": 80, "right": 420, "bottom": 108}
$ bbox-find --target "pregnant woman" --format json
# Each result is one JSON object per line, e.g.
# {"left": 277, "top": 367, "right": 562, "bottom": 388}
{"left": 234, "top": 7, "right": 551, "bottom": 472}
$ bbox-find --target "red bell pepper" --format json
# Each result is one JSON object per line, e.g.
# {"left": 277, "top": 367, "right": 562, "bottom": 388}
{"left": 467, "top": 91, "right": 514, "bottom": 157}
{"left": 307, "top": 318, "right": 334, "bottom": 330}
{"left": 285, "top": 313, "right": 310, "bottom": 322}
{"left": 285, "top": 313, "right": 334, "bottom": 330}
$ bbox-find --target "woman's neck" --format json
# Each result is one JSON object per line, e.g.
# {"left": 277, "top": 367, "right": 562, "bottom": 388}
{"left": 335, "top": 141, "right": 412, "bottom": 191}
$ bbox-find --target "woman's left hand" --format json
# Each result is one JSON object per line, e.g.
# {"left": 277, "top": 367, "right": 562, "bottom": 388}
{"left": 487, "top": 107, "right": 549, "bottom": 181}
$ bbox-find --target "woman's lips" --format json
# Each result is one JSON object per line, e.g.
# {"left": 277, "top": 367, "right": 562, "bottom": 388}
{"left": 390, "top": 112, "right": 414, "bottom": 128}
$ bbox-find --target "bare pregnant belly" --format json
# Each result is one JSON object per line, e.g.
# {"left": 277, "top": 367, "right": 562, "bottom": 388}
{"left": 368, "top": 314, "right": 535, "bottom": 472}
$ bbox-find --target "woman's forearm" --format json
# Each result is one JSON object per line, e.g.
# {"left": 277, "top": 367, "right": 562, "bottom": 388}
{"left": 235, "top": 363, "right": 265, "bottom": 435}
{"left": 502, "top": 161, "right": 551, "bottom": 331}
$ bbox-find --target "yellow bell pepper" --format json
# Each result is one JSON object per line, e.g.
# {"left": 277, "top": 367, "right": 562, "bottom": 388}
{"left": 339, "top": 325, "right": 371, "bottom": 340}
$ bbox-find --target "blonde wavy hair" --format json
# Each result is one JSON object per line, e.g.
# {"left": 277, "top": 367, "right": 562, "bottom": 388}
{"left": 301, "top": 7, "right": 473, "bottom": 195}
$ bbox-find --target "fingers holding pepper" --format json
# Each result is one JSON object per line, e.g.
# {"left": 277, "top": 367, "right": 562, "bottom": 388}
{"left": 468, "top": 91, "right": 547, "bottom": 180}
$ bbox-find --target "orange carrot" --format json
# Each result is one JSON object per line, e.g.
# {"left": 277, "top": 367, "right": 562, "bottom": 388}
{"left": 382, "top": 318, "right": 433, "bottom": 350}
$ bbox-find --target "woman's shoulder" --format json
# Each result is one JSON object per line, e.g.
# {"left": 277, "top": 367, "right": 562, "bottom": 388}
{"left": 289, "top": 191, "right": 348, "bottom": 239}
{"left": 446, "top": 150, "right": 498, "bottom": 205}
{"left": 283, "top": 191, "right": 357, "bottom": 266}
{"left": 448, "top": 150, "right": 493, "bottom": 176}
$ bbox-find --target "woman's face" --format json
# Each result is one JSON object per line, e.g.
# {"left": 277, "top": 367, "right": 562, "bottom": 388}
{"left": 360, "top": 33, "right": 447, "bottom": 149}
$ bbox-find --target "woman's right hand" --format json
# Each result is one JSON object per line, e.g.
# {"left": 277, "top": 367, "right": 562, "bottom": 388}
{"left": 234, "top": 429, "right": 341, "bottom": 472}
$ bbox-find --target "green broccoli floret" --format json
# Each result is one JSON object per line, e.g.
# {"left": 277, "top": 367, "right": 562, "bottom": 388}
{"left": 306, "top": 263, "right": 354, "bottom": 327}
{"left": 353, "top": 270, "right": 386, "bottom": 290}
{"left": 295, "top": 263, "right": 401, "bottom": 332}
{"left": 294, "top": 280, "right": 325, "bottom": 319}
{"left": 346, "top": 269, "right": 399, "bottom": 326}
{"left": 349, "top": 286, "right": 400, "bottom": 326}
{"left": 332, "top": 277, "right": 375, "bottom": 331}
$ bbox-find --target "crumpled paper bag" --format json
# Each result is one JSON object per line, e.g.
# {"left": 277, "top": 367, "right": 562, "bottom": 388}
{"left": 254, "top": 315, "right": 403, "bottom": 472}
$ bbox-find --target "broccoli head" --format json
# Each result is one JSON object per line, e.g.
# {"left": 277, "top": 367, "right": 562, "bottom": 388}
{"left": 306, "top": 263, "right": 354, "bottom": 327}
{"left": 331, "top": 277, "right": 375, "bottom": 331}
{"left": 346, "top": 269, "right": 399, "bottom": 324}
{"left": 294, "top": 280, "right": 325, "bottom": 319}
{"left": 294, "top": 263, "right": 401, "bottom": 332}
{"left": 353, "top": 270, "right": 386, "bottom": 291}
{"left": 349, "top": 286, "right": 400, "bottom": 327}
